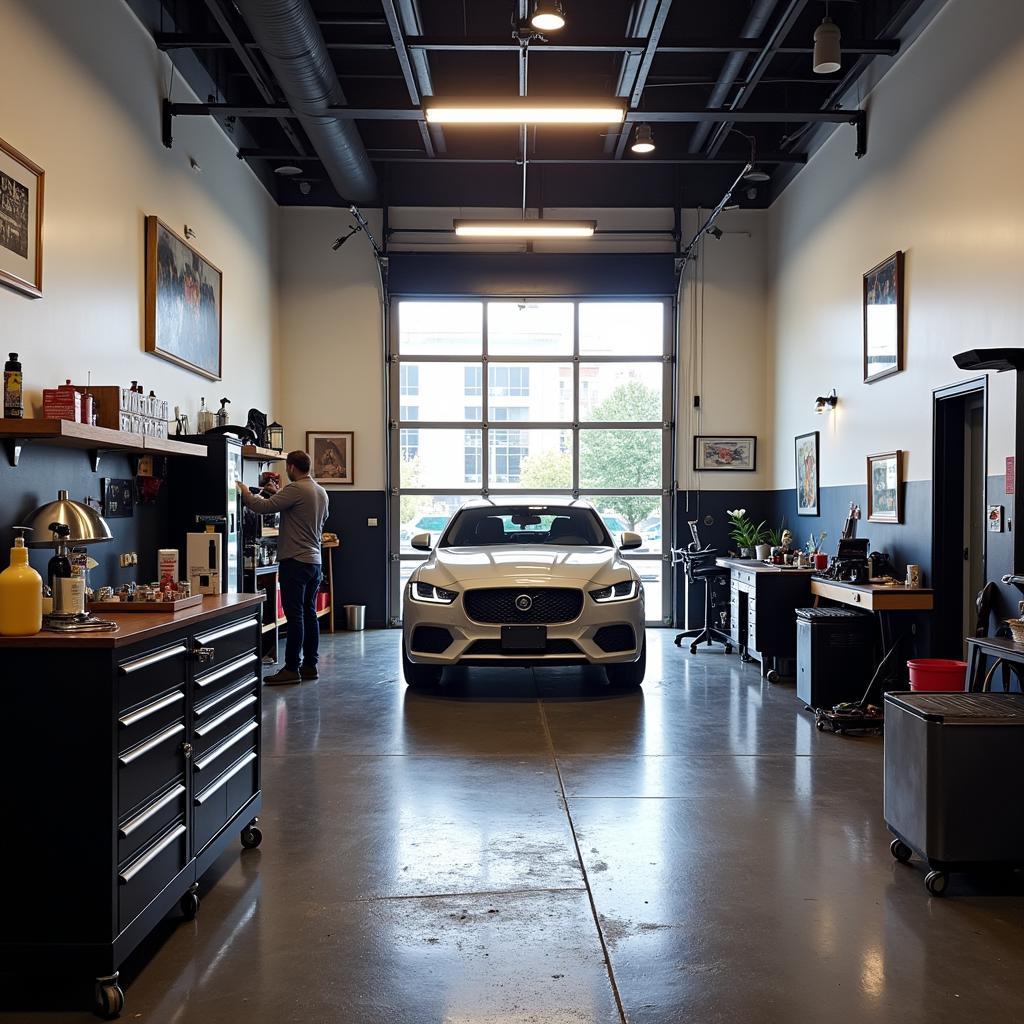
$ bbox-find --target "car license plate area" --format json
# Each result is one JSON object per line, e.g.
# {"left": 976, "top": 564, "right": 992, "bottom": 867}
{"left": 501, "top": 625, "right": 547, "bottom": 652}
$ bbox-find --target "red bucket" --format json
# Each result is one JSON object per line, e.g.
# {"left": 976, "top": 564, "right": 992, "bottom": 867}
{"left": 907, "top": 658, "right": 968, "bottom": 692}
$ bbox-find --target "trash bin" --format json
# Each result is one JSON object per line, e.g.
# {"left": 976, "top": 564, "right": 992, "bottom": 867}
{"left": 343, "top": 604, "right": 366, "bottom": 631}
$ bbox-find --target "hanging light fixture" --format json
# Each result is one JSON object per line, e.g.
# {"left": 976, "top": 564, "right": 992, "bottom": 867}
{"left": 813, "top": 3, "right": 842, "bottom": 74}
{"left": 630, "top": 124, "right": 655, "bottom": 154}
{"left": 530, "top": 0, "right": 566, "bottom": 31}
{"left": 743, "top": 166, "right": 770, "bottom": 183}
{"left": 425, "top": 101, "right": 623, "bottom": 125}
{"left": 454, "top": 220, "right": 596, "bottom": 239}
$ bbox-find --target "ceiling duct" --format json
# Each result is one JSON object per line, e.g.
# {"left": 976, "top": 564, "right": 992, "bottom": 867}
{"left": 232, "top": 0, "right": 377, "bottom": 203}
{"left": 688, "top": 0, "right": 779, "bottom": 153}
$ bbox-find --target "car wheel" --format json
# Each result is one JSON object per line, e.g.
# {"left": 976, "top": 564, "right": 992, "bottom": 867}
{"left": 402, "top": 643, "right": 443, "bottom": 687}
{"left": 606, "top": 636, "right": 646, "bottom": 688}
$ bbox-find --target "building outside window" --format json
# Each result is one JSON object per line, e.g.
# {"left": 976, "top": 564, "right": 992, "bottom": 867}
{"left": 400, "top": 364, "right": 419, "bottom": 397}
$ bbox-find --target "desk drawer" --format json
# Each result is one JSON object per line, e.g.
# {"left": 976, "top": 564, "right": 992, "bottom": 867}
{"left": 119, "top": 719, "right": 186, "bottom": 813}
{"left": 192, "top": 616, "right": 261, "bottom": 675}
{"left": 194, "top": 749, "right": 258, "bottom": 852}
{"left": 118, "top": 781, "right": 187, "bottom": 865}
{"left": 118, "top": 689, "right": 186, "bottom": 754}
{"left": 117, "top": 641, "right": 188, "bottom": 713}
{"left": 118, "top": 818, "right": 187, "bottom": 932}
{"left": 735, "top": 569, "right": 756, "bottom": 587}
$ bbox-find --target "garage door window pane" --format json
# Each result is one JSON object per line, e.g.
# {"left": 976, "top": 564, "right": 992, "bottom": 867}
{"left": 399, "top": 495, "right": 464, "bottom": 553}
{"left": 579, "top": 429, "right": 662, "bottom": 489}
{"left": 400, "top": 363, "right": 483, "bottom": 421}
{"left": 487, "top": 302, "right": 573, "bottom": 356}
{"left": 489, "top": 429, "right": 572, "bottom": 489}
{"left": 402, "top": 429, "right": 482, "bottom": 488}
{"left": 579, "top": 302, "right": 663, "bottom": 356}
{"left": 399, "top": 302, "right": 483, "bottom": 355}
{"left": 487, "top": 363, "right": 573, "bottom": 421}
{"left": 589, "top": 495, "right": 662, "bottom": 551}
{"left": 579, "top": 363, "right": 663, "bottom": 422}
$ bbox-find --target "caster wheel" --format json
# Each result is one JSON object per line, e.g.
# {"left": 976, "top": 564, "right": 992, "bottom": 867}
{"left": 925, "top": 870, "right": 948, "bottom": 896}
{"left": 725, "top": 645, "right": 733, "bottom": 655}
{"left": 180, "top": 891, "right": 200, "bottom": 919}
{"left": 95, "top": 980, "right": 124, "bottom": 1019}
{"left": 689, "top": 645, "right": 697, "bottom": 655}
{"left": 890, "top": 838, "right": 913, "bottom": 864}
{"left": 241, "top": 824, "right": 263, "bottom": 849}
{"left": 766, "top": 670, "right": 780, "bottom": 683}
{"left": 815, "top": 720, "right": 824, "bottom": 731}
{"left": 674, "top": 636, "right": 682, "bottom": 647}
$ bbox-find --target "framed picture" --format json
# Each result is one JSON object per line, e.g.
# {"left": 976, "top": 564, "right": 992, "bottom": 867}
{"left": 866, "top": 450, "right": 902, "bottom": 523}
{"left": 795, "top": 431, "right": 820, "bottom": 517}
{"left": 863, "top": 250, "right": 904, "bottom": 383}
{"left": 307, "top": 431, "right": 354, "bottom": 486}
{"left": 693, "top": 435, "right": 757, "bottom": 472}
{"left": 0, "top": 136, "right": 44, "bottom": 298}
{"left": 145, "top": 215, "right": 222, "bottom": 380}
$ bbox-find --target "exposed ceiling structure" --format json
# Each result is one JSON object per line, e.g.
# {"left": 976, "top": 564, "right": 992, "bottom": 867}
{"left": 131, "top": 0, "right": 935, "bottom": 210}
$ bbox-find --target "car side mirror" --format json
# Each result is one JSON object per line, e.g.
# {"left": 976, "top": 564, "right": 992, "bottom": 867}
{"left": 411, "top": 532, "right": 432, "bottom": 552}
{"left": 620, "top": 532, "right": 643, "bottom": 550}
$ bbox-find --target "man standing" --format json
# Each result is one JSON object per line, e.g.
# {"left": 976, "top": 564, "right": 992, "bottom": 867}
{"left": 239, "top": 450, "right": 329, "bottom": 684}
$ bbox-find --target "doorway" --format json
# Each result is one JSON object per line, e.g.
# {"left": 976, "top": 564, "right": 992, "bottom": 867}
{"left": 932, "top": 378, "right": 988, "bottom": 656}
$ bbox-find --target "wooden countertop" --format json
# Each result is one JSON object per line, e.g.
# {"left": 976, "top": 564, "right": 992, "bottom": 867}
{"left": 716, "top": 558, "right": 816, "bottom": 574}
{"left": 810, "top": 576, "right": 934, "bottom": 612}
{"left": 0, "top": 593, "right": 264, "bottom": 649}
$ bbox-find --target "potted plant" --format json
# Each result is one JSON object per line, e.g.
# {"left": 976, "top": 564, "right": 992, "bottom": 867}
{"left": 766, "top": 521, "right": 788, "bottom": 562}
{"left": 806, "top": 530, "right": 828, "bottom": 571}
{"left": 726, "top": 508, "right": 767, "bottom": 559}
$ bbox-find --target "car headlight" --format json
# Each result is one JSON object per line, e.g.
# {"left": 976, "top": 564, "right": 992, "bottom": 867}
{"left": 590, "top": 580, "right": 639, "bottom": 603}
{"left": 410, "top": 581, "right": 459, "bottom": 604}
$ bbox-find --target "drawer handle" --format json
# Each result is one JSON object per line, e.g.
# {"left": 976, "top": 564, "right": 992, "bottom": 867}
{"left": 119, "top": 784, "right": 186, "bottom": 838}
{"left": 119, "top": 643, "right": 188, "bottom": 675}
{"left": 194, "top": 720, "right": 258, "bottom": 771}
{"left": 119, "top": 822, "right": 186, "bottom": 884}
{"left": 195, "top": 751, "right": 258, "bottom": 805}
{"left": 194, "top": 694, "right": 258, "bottom": 737}
{"left": 195, "top": 676, "right": 257, "bottom": 718}
{"left": 118, "top": 690, "right": 184, "bottom": 728}
{"left": 196, "top": 653, "right": 258, "bottom": 688}
{"left": 195, "top": 617, "right": 258, "bottom": 645}
{"left": 119, "top": 722, "right": 185, "bottom": 766}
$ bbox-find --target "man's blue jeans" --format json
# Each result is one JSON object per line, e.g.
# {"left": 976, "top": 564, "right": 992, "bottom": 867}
{"left": 279, "top": 559, "right": 322, "bottom": 671}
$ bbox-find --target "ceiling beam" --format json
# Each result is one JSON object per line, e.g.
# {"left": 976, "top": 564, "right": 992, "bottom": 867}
{"left": 605, "top": 0, "right": 666, "bottom": 155}
{"left": 379, "top": 0, "right": 435, "bottom": 158}
{"left": 236, "top": 149, "right": 806, "bottom": 165}
{"left": 614, "top": 0, "right": 674, "bottom": 159}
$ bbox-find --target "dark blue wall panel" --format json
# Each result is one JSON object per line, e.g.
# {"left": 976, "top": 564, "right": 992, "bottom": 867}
{"left": 324, "top": 491, "right": 389, "bottom": 628}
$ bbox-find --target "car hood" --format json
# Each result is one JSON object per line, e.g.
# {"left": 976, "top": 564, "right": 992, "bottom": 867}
{"left": 417, "top": 545, "right": 634, "bottom": 587}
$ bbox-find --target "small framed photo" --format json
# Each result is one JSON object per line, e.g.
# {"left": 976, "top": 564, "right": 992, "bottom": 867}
{"left": 693, "top": 435, "right": 757, "bottom": 472}
{"left": 866, "top": 450, "right": 902, "bottom": 523}
{"left": 0, "top": 136, "right": 44, "bottom": 298}
{"left": 307, "top": 431, "right": 354, "bottom": 486}
{"left": 863, "top": 251, "right": 904, "bottom": 383}
{"left": 795, "top": 431, "right": 820, "bottom": 517}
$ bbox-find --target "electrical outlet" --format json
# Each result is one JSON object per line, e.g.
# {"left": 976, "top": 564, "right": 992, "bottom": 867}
{"left": 367, "top": 517, "right": 378, "bottom": 527}
{"left": 130, "top": 552, "right": 138, "bottom": 566}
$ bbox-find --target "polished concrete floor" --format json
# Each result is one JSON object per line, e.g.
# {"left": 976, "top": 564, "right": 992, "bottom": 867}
{"left": 13, "top": 630, "right": 1024, "bottom": 1022}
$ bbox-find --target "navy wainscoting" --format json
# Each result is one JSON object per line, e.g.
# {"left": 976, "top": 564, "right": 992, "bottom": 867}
{"left": 323, "top": 491, "right": 389, "bottom": 628}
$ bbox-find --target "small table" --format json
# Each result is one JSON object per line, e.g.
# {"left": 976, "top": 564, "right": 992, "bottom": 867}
{"left": 322, "top": 538, "right": 340, "bottom": 633}
{"left": 810, "top": 577, "right": 935, "bottom": 612}
{"left": 966, "top": 635, "right": 1024, "bottom": 692}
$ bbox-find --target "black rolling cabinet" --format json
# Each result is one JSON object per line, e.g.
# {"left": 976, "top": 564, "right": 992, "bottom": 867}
{"left": 796, "top": 607, "right": 874, "bottom": 710}
{"left": 0, "top": 595, "right": 264, "bottom": 1019}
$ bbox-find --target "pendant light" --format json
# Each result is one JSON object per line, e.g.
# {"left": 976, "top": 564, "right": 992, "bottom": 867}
{"left": 530, "top": 0, "right": 566, "bottom": 32}
{"left": 743, "top": 167, "right": 770, "bottom": 183}
{"left": 630, "top": 124, "right": 655, "bottom": 154}
{"left": 813, "top": 3, "right": 842, "bottom": 74}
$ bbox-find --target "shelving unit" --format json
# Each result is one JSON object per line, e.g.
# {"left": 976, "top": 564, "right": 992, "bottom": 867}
{"left": 0, "top": 419, "right": 206, "bottom": 470}
{"left": 241, "top": 445, "right": 284, "bottom": 462}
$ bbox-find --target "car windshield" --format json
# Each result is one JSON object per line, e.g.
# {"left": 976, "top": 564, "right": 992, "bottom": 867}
{"left": 440, "top": 505, "right": 612, "bottom": 547}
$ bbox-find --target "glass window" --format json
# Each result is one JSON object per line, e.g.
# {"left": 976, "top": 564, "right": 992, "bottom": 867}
{"left": 399, "top": 429, "right": 482, "bottom": 489}
{"left": 487, "top": 302, "right": 574, "bottom": 356}
{"left": 588, "top": 495, "right": 662, "bottom": 551}
{"left": 465, "top": 430, "right": 482, "bottom": 484}
{"left": 464, "top": 365, "right": 482, "bottom": 397}
{"left": 400, "top": 405, "right": 419, "bottom": 421}
{"left": 401, "top": 364, "right": 481, "bottom": 420}
{"left": 400, "top": 428, "right": 419, "bottom": 462}
{"left": 399, "top": 495, "right": 464, "bottom": 553}
{"left": 579, "top": 302, "right": 664, "bottom": 356}
{"left": 441, "top": 505, "right": 611, "bottom": 547}
{"left": 489, "top": 429, "right": 573, "bottom": 489}
{"left": 491, "top": 406, "right": 528, "bottom": 421}
{"left": 400, "top": 364, "right": 419, "bottom": 397}
{"left": 464, "top": 405, "right": 482, "bottom": 421}
{"left": 579, "top": 428, "right": 663, "bottom": 490}
{"left": 399, "top": 301, "right": 483, "bottom": 355}
{"left": 487, "top": 363, "right": 571, "bottom": 421}
{"left": 488, "top": 365, "right": 530, "bottom": 397}
{"left": 579, "top": 363, "right": 663, "bottom": 422}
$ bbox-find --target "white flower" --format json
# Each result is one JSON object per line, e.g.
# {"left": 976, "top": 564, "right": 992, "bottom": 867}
{"left": 726, "top": 508, "right": 746, "bottom": 517}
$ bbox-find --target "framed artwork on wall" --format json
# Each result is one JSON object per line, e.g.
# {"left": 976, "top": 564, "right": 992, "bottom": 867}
{"left": 693, "top": 435, "right": 757, "bottom": 472}
{"left": 145, "top": 216, "right": 223, "bottom": 380}
{"left": 0, "top": 136, "right": 44, "bottom": 298}
{"left": 795, "top": 431, "right": 820, "bottom": 517}
{"left": 867, "top": 450, "right": 903, "bottom": 523}
{"left": 863, "top": 250, "right": 904, "bottom": 383}
{"left": 307, "top": 431, "right": 354, "bottom": 486}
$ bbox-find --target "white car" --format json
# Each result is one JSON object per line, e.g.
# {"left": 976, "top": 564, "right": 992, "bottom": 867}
{"left": 402, "top": 497, "right": 646, "bottom": 687}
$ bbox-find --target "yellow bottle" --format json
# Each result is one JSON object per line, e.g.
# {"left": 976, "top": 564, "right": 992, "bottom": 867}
{"left": 0, "top": 528, "right": 43, "bottom": 636}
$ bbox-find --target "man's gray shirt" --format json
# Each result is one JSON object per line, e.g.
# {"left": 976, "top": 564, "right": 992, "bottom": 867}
{"left": 241, "top": 476, "right": 329, "bottom": 564}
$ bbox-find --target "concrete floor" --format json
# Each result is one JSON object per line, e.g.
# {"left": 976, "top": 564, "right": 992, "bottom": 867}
{"left": 13, "top": 629, "right": 1024, "bottom": 1022}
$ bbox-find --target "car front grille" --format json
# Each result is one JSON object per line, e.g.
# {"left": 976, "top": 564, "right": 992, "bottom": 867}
{"left": 594, "top": 625, "right": 637, "bottom": 653}
{"left": 463, "top": 588, "right": 584, "bottom": 625}
{"left": 465, "top": 639, "right": 581, "bottom": 655}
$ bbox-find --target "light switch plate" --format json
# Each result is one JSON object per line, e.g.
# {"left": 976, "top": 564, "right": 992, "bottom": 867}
{"left": 367, "top": 517, "right": 378, "bottom": 527}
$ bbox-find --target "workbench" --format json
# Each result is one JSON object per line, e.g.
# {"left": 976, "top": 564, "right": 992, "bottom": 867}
{"left": 810, "top": 577, "right": 935, "bottom": 612}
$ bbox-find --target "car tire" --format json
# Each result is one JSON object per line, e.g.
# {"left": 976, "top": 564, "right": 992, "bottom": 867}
{"left": 606, "top": 636, "right": 646, "bottom": 688}
{"left": 402, "top": 643, "right": 443, "bottom": 687}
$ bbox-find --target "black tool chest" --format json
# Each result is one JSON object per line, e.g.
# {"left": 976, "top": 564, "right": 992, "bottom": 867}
{"left": 0, "top": 595, "right": 265, "bottom": 1018}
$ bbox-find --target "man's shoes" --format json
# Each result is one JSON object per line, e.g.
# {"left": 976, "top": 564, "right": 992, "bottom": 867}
{"left": 300, "top": 664, "right": 319, "bottom": 681}
{"left": 265, "top": 668, "right": 301, "bottom": 685}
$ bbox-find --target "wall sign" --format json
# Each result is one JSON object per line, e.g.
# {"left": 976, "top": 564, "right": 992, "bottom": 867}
{"left": 1007, "top": 457, "right": 1016, "bottom": 495}
{"left": 988, "top": 505, "right": 1004, "bottom": 533}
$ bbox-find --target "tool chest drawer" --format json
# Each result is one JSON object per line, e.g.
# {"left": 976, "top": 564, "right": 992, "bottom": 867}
{"left": 118, "top": 719, "right": 186, "bottom": 814}
{"left": 194, "top": 651, "right": 259, "bottom": 699}
{"left": 192, "top": 615, "right": 261, "bottom": 675}
{"left": 118, "top": 818, "right": 188, "bottom": 932}
{"left": 192, "top": 690, "right": 259, "bottom": 759}
{"left": 193, "top": 749, "right": 258, "bottom": 852}
{"left": 117, "top": 781, "right": 187, "bottom": 865}
{"left": 118, "top": 689, "right": 186, "bottom": 754}
{"left": 117, "top": 642, "right": 188, "bottom": 713}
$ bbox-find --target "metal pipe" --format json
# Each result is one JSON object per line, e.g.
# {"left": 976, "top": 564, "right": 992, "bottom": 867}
{"left": 232, "top": 0, "right": 377, "bottom": 202}
{"left": 680, "top": 163, "right": 752, "bottom": 264}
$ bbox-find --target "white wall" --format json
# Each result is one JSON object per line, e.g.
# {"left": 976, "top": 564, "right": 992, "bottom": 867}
{"left": 0, "top": 0, "right": 277, "bottom": 424}
{"left": 768, "top": 0, "right": 1022, "bottom": 490}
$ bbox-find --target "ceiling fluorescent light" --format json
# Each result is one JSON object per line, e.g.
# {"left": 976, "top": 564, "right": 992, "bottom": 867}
{"left": 454, "top": 220, "right": 596, "bottom": 239}
{"left": 426, "top": 103, "right": 624, "bottom": 126}
{"left": 530, "top": 0, "right": 566, "bottom": 31}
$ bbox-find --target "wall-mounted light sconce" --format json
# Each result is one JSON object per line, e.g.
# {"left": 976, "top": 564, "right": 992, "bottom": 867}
{"left": 183, "top": 225, "right": 197, "bottom": 240}
{"left": 814, "top": 388, "right": 838, "bottom": 414}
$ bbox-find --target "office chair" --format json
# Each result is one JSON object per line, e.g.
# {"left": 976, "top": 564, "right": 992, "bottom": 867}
{"left": 673, "top": 521, "right": 733, "bottom": 655}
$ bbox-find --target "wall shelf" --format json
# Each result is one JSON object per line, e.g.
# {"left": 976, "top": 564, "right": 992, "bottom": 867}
{"left": 0, "top": 419, "right": 206, "bottom": 470}
{"left": 241, "top": 445, "right": 284, "bottom": 462}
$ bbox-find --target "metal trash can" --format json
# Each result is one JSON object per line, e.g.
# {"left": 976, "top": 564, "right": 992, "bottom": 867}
{"left": 343, "top": 604, "right": 366, "bottom": 631}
